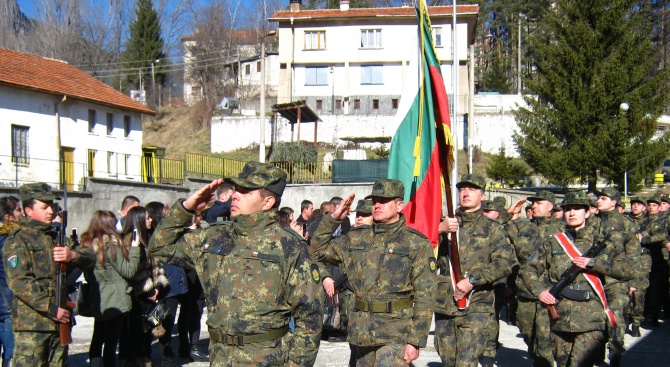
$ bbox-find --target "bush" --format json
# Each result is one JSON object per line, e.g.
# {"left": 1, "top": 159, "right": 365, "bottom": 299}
{"left": 270, "top": 142, "right": 318, "bottom": 164}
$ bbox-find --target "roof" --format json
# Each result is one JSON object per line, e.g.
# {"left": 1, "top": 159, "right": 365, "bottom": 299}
{"left": 272, "top": 101, "right": 320, "bottom": 123}
{"left": 0, "top": 48, "right": 155, "bottom": 115}
{"left": 270, "top": 5, "right": 479, "bottom": 21}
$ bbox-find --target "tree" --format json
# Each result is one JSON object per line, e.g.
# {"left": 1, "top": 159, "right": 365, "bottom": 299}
{"left": 513, "top": 0, "right": 670, "bottom": 190}
{"left": 125, "top": 0, "right": 165, "bottom": 107}
{"left": 486, "top": 146, "right": 516, "bottom": 184}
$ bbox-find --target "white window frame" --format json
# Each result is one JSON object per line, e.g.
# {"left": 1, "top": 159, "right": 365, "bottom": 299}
{"left": 305, "top": 31, "right": 326, "bottom": 50}
{"left": 433, "top": 27, "right": 443, "bottom": 47}
{"left": 361, "top": 29, "right": 382, "bottom": 48}
{"left": 361, "top": 65, "right": 383, "bottom": 85}
{"left": 305, "top": 66, "right": 329, "bottom": 86}
{"left": 11, "top": 125, "right": 29, "bottom": 166}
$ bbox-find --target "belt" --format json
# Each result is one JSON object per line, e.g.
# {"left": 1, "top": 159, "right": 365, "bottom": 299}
{"left": 209, "top": 326, "right": 289, "bottom": 346}
{"left": 355, "top": 298, "right": 413, "bottom": 313}
{"left": 560, "top": 288, "right": 591, "bottom": 302}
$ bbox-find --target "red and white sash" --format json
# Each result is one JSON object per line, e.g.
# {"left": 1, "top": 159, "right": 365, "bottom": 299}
{"left": 554, "top": 232, "right": 617, "bottom": 327}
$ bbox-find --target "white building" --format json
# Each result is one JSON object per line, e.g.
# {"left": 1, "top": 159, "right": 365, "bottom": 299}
{"left": 0, "top": 48, "right": 155, "bottom": 191}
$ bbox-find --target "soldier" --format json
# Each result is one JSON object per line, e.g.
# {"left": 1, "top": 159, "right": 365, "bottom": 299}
{"left": 624, "top": 196, "right": 651, "bottom": 337}
{"left": 149, "top": 163, "right": 324, "bottom": 366}
{"left": 594, "top": 187, "right": 638, "bottom": 367}
{"left": 310, "top": 179, "right": 436, "bottom": 366}
{"left": 3, "top": 183, "right": 95, "bottom": 366}
{"left": 638, "top": 196, "right": 668, "bottom": 327}
{"left": 532, "top": 191, "right": 633, "bottom": 367}
{"left": 436, "top": 174, "right": 516, "bottom": 367}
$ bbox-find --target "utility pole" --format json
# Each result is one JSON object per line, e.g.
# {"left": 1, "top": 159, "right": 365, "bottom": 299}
{"left": 259, "top": 31, "right": 277, "bottom": 163}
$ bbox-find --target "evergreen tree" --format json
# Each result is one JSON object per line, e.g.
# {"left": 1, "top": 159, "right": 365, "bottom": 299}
{"left": 513, "top": 0, "right": 670, "bottom": 190}
{"left": 486, "top": 146, "right": 515, "bottom": 184}
{"left": 124, "top": 0, "right": 165, "bottom": 105}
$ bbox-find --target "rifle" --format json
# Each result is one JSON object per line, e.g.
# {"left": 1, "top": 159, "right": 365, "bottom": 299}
{"left": 545, "top": 233, "right": 611, "bottom": 320}
{"left": 55, "top": 181, "right": 75, "bottom": 346}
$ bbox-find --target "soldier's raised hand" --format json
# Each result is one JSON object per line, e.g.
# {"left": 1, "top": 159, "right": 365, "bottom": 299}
{"left": 331, "top": 193, "right": 355, "bottom": 221}
{"left": 183, "top": 178, "right": 223, "bottom": 212}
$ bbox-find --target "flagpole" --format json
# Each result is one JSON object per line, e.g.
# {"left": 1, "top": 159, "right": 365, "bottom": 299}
{"left": 451, "top": 0, "right": 459, "bottom": 208}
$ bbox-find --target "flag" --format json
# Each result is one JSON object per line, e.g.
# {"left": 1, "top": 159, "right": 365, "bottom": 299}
{"left": 387, "top": 0, "right": 455, "bottom": 247}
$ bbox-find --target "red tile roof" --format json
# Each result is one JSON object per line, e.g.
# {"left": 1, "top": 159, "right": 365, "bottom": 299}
{"left": 270, "top": 5, "right": 479, "bottom": 20}
{"left": 0, "top": 48, "right": 155, "bottom": 115}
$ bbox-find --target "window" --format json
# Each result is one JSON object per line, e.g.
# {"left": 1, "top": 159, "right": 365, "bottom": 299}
{"left": 361, "top": 65, "right": 383, "bottom": 85}
{"left": 107, "top": 152, "right": 114, "bottom": 174}
{"left": 124, "top": 115, "right": 131, "bottom": 137}
{"left": 245, "top": 64, "right": 250, "bottom": 75}
{"left": 354, "top": 99, "right": 361, "bottom": 109}
{"left": 316, "top": 99, "right": 323, "bottom": 110}
{"left": 280, "top": 63, "right": 287, "bottom": 69}
{"left": 372, "top": 99, "right": 379, "bottom": 110}
{"left": 361, "top": 29, "right": 382, "bottom": 48}
{"left": 305, "top": 31, "right": 326, "bottom": 50}
{"left": 88, "top": 150, "right": 96, "bottom": 176}
{"left": 11, "top": 125, "right": 29, "bottom": 165}
{"left": 257, "top": 61, "right": 261, "bottom": 72}
{"left": 392, "top": 98, "right": 399, "bottom": 109}
{"left": 305, "top": 66, "right": 328, "bottom": 86}
{"left": 88, "top": 109, "right": 96, "bottom": 133}
{"left": 106, "top": 113, "right": 113, "bottom": 135}
{"left": 433, "top": 27, "right": 443, "bottom": 47}
{"left": 336, "top": 99, "right": 342, "bottom": 110}
{"left": 124, "top": 154, "right": 131, "bottom": 175}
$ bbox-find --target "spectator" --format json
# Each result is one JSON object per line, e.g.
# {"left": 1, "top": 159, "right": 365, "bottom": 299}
{"left": 177, "top": 269, "right": 208, "bottom": 362}
{"left": 116, "top": 196, "right": 140, "bottom": 232}
{"left": 307, "top": 202, "right": 335, "bottom": 242}
{"left": 279, "top": 207, "right": 294, "bottom": 222}
{"left": 0, "top": 196, "right": 20, "bottom": 367}
{"left": 118, "top": 206, "right": 168, "bottom": 367}
{"left": 203, "top": 184, "right": 234, "bottom": 224}
{"left": 296, "top": 200, "right": 313, "bottom": 225}
{"left": 80, "top": 211, "right": 140, "bottom": 367}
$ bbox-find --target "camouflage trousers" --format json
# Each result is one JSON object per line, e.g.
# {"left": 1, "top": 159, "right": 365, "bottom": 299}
{"left": 354, "top": 343, "right": 407, "bottom": 367}
{"left": 434, "top": 312, "right": 491, "bottom": 367}
{"left": 553, "top": 330, "right": 605, "bottom": 367}
{"left": 483, "top": 285, "right": 506, "bottom": 358}
{"left": 624, "top": 288, "right": 645, "bottom": 327}
{"left": 209, "top": 336, "right": 288, "bottom": 367}
{"left": 13, "top": 331, "right": 67, "bottom": 367}
{"left": 516, "top": 298, "right": 553, "bottom": 367}
{"left": 339, "top": 290, "right": 357, "bottom": 367}
{"left": 605, "top": 286, "right": 629, "bottom": 357}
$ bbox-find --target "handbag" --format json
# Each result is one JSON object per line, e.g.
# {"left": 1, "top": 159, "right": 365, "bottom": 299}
{"left": 74, "top": 281, "right": 93, "bottom": 317}
{"left": 323, "top": 294, "right": 341, "bottom": 330}
{"left": 142, "top": 299, "right": 167, "bottom": 337}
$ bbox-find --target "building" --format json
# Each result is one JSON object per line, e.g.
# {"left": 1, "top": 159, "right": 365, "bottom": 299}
{"left": 0, "top": 48, "right": 155, "bottom": 191}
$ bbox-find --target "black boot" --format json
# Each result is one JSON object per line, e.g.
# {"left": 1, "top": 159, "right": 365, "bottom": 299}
{"left": 609, "top": 353, "right": 621, "bottom": 367}
{"left": 190, "top": 344, "right": 208, "bottom": 360}
{"left": 631, "top": 324, "right": 641, "bottom": 337}
{"left": 480, "top": 356, "right": 495, "bottom": 367}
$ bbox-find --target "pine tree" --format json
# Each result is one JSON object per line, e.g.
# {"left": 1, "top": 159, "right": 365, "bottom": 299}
{"left": 124, "top": 0, "right": 165, "bottom": 105}
{"left": 513, "top": 0, "right": 670, "bottom": 190}
{"left": 486, "top": 146, "right": 515, "bottom": 184}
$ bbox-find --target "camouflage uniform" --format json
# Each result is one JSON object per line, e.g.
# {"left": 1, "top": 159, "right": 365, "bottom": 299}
{"left": 434, "top": 175, "right": 516, "bottom": 367}
{"left": 149, "top": 164, "right": 324, "bottom": 367}
{"left": 3, "top": 183, "right": 95, "bottom": 367}
{"left": 624, "top": 197, "right": 651, "bottom": 331}
{"left": 526, "top": 191, "right": 635, "bottom": 367}
{"left": 310, "top": 180, "right": 436, "bottom": 367}
{"left": 638, "top": 196, "right": 668, "bottom": 325}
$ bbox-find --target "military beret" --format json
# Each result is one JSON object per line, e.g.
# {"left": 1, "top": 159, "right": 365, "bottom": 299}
{"left": 365, "top": 179, "right": 405, "bottom": 200}
{"left": 355, "top": 199, "right": 372, "bottom": 214}
{"left": 19, "top": 182, "right": 60, "bottom": 202}
{"left": 456, "top": 174, "right": 486, "bottom": 190}
{"left": 562, "top": 191, "right": 591, "bottom": 209}
{"left": 594, "top": 187, "right": 621, "bottom": 203}
{"left": 527, "top": 190, "right": 556, "bottom": 205}
{"left": 225, "top": 162, "right": 288, "bottom": 197}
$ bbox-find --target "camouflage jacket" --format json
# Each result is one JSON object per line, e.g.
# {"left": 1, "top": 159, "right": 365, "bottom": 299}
{"left": 625, "top": 213, "right": 647, "bottom": 233}
{"left": 532, "top": 216, "right": 565, "bottom": 242}
{"left": 639, "top": 213, "right": 669, "bottom": 262}
{"left": 594, "top": 211, "right": 637, "bottom": 289}
{"left": 3, "top": 217, "right": 95, "bottom": 332}
{"left": 528, "top": 224, "right": 627, "bottom": 333}
{"left": 310, "top": 214, "right": 436, "bottom": 348}
{"left": 149, "top": 202, "right": 324, "bottom": 366}
{"left": 435, "top": 208, "right": 516, "bottom": 316}
{"left": 503, "top": 219, "right": 544, "bottom": 299}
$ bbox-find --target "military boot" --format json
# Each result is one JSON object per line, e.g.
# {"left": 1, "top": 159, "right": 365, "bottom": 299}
{"left": 631, "top": 324, "right": 641, "bottom": 337}
{"left": 480, "top": 356, "right": 495, "bottom": 367}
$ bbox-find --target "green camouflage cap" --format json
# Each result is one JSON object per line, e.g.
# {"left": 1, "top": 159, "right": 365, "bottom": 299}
{"left": 662, "top": 196, "right": 670, "bottom": 204}
{"left": 562, "top": 191, "right": 591, "bottom": 209}
{"left": 355, "top": 199, "right": 372, "bottom": 214}
{"left": 365, "top": 179, "right": 405, "bottom": 200}
{"left": 594, "top": 187, "right": 621, "bottom": 203}
{"left": 527, "top": 190, "right": 556, "bottom": 205}
{"left": 553, "top": 202, "right": 563, "bottom": 212}
{"left": 19, "top": 182, "right": 60, "bottom": 202}
{"left": 589, "top": 197, "right": 598, "bottom": 208}
{"left": 616, "top": 201, "right": 625, "bottom": 209}
{"left": 481, "top": 200, "right": 497, "bottom": 212}
{"left": 456, "top": 174, "right": 486, "bottom": 189}
{"left": 647, "top": 196, "right": 662, "bottom": 205}
{"left": 493, "top": 196, "right": 507, "bottom": 209}
{"left": 225, "top": 162, "right": 288, "bottom": 196}
{"left": 629, "top": 196, "right": 647, "bottom": 206}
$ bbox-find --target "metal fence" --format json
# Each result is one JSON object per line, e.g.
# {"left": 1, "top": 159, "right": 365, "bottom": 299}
{"left": 185, "top": 153, "right": 247, "bottom": 179}
{"left": 0, "top": 155, "right": 87, "bottom": 191}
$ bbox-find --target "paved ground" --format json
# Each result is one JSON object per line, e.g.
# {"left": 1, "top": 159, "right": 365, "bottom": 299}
{"left": 68, "top": 309, "right": 670, "bottom": 366}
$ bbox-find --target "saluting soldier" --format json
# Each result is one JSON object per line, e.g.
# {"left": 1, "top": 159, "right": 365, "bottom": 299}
{"left": 311, "top": 179, "right": 436, "bottom": 366}
{"left": 436, "top": 175, "right": 516, "bottom": 367}
{"left": 149, "top": 163, "right": 324, "bottom": 366}
{"left": 3, "top": 183, "right": 95, "bottom": 366}
{"left": 532, "top": 192, "right": 634, "bottom": 367}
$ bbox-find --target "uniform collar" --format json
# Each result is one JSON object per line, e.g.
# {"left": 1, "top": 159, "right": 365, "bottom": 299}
{"left": 18, "top": 216, "right": 53, "bottom": 233}
{"left": 231, "top": 210, "right": 277, "bottom": 236}
{"left": 458, "top": 208, "right": 483, "bottom": 222}
{"left": 372, "top": 214, "right": 405, "bottom": 235}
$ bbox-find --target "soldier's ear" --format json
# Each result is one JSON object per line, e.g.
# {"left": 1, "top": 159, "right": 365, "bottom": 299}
{"left": 262, "top": 195, "right": 276, "bottom": 211}
{"left": 396, "top": 199, "right": 404, "bottom": 213}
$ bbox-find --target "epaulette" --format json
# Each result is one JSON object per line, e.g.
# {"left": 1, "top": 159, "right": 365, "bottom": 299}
{"left": 406, "top": 227, "right": 428, "bottom": 239}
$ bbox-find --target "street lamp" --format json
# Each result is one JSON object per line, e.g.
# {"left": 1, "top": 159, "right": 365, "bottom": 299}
{"left": 259, "top": 30, "right": 277, "bottom": 163}
{"left": 621, "top": 102, "right": 630, "bottom": 198}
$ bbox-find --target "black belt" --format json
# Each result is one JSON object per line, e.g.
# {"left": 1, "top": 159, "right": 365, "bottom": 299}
{"left": 560, "top": 288, "right": 591, "bottom": 301}
{"left": 209, "top": 326, "right": 289, "bottom": 346}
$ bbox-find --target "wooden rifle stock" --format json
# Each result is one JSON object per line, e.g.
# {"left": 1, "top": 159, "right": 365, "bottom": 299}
{"left": 55, "top": 181, "right": 73, "bottom": 346}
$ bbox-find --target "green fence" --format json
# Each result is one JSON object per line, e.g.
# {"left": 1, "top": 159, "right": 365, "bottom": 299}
{"left": 185, "top": 153, "right": 247, "bottom": 179}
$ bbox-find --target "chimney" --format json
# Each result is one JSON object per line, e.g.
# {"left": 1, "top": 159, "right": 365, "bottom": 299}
{"left": 290, "top": 0, "right": 301, "bottom": 12}
{"left": 340, "top": 0, "right": 350, "bottom": 11}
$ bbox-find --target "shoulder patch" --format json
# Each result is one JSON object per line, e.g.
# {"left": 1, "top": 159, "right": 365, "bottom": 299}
{"left": 310, "top": 263, "right": 321, "bottom": 284}
{"left": 428, "top": 257, "right": 437, "bottom": 273}
{"left": 406, "top": 227, "right": 428, "bottom": 239}
{"left": 7, "top": 255, "right": 17, "bottom": 269}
